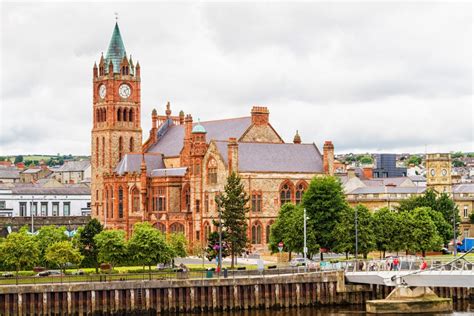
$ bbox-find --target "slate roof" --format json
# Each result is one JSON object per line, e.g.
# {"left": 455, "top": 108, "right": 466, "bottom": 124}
{"left": 115, "top": 154, "right": 165, "bottom": 176}
{"left": 215, "top": 141, "right": 324, "bottom": 173}
{"left": 147, "top": 117, "right": 252, "bottom": 157}
{"left": 453, "top": 183, "right": 474, "bottom": 193}
{"left": 362, "top": 177, "right": 411, "bottom": 187}
{"left": 349, "top": 186, "right": 426, "bottom": 195}
{"left": 56, "top": 160, "right": 91, "bottom": 172}
{"left": 150, "top": 167, "right": 187, "bottom": 177}
{"left": 0, "top": 168, "right": 20, "bottom": 179}
{"left": 21, "top": 168, "right": 43, "bottom": 174}
{"left": 11, "top": 185, "right": 90, "bottom": 195}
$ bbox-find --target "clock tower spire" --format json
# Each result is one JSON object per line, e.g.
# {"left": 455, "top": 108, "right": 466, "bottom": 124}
{"left": 91, "top": 22, "right": 142, "bottom": 223}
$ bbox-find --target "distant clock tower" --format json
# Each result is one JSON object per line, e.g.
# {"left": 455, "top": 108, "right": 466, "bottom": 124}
{"left": 426, "top": 153, "right": 452, "bottom": 194}
{"left": 91, "top": 22, "right": 142, "bottom": 222}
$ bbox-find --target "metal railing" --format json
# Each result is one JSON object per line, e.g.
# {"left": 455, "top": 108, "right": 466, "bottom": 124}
{"left": 0, "top": 265, "right": 340, "bottom": 286}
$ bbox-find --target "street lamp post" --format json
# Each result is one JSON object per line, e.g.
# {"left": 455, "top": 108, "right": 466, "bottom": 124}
{"left": 453, "top": 208, "right": 457, "bottom": 258}
{"left": 303, "top": 208, "right": 309, "bottom": 272}
{"left": 355, "top": 205, "right": 359, "bottom": 263}
{"left": 218, "top": 204, "right": 223, "bottom": 274}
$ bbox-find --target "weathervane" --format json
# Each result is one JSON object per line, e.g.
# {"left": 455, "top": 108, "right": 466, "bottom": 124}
{"left": 114, "top": 12, "right": 119, "bottom": 22}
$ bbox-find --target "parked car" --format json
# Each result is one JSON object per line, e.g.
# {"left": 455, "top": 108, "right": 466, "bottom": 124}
{"left": 289, "top": 258, "right": 315, "bottom": 267}
{"left": 36, "top": 270, "right": 64, "bottom": 277}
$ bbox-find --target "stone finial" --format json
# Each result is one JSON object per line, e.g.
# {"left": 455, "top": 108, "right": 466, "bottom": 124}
{"left": 293, "top": 130, "right": 301, "bottom": 144}
{"left": 165, "top": 101, "right": 171, "bottom": 117}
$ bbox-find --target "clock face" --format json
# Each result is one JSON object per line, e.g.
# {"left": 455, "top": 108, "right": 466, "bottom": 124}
{"left": 442, "top": 169, "right": 447, "bottom": 176}
{"left": 119, "top": 84, "right": 131, "bottom": 98}
{"left": 99, "top": 85, "right": 106, "bottom": 99}
{"left": 430, "top": 169, "right": 435, "bottom": 176}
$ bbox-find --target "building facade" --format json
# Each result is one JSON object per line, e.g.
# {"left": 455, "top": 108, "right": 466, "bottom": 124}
{"left": 53, "top": 160, "right": 91, "bottom": 184}
{"left": 91, "top": 23, "right": 335, "bottom": 249}
{"left": 372, "top": 154, "right": 407, "bottom": 178}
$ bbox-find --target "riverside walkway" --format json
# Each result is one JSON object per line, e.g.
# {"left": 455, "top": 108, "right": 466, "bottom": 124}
{"left": 345, "top": 251, "right": 474, "bottom": 287}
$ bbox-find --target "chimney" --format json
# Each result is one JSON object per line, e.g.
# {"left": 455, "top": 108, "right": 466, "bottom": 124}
{"left": 251, "top": 106, "right": 269, "bottom": 126}
{"left": 347, "top": 167, "right": 356, "bottom": 179}
{"left": 185, "top": 114, "right": 193, "bottom": 139}
{"left": 152, "top": 109, "right": 158, "bottom": 129}
{"left": 293, "top": 130, "right": 301, "bottom": 144}
{"left": 227, "top": 138, "right": 239, "bottom": 174}
{"left": 323, "top": 141, "right": 335, "bottom": 176}
{"left": 362, "top": 167, "right": 373, "bottom": 179}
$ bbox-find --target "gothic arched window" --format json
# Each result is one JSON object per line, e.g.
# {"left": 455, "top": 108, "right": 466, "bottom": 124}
{"left": 280, "top": 182, "right": 293, "bottom": 206}
{"left": 155, "top": 222, "right": 166, "bottom": 234}
{"left": 295, "top": 181, "right": 308, "bottom": 205}
{"left": 204, "top": 221, "right": 211, "bottom": 241}
{"left": 183, "top": 185, "right": 191, "bottom": 212}
{"left": 117, "top": 108, "right": 122, "bottom": 121}
{"left": 101, "top": 137, "right": 105, "bottom": 167}
{"left": 95, "top": 137, "right": 99, "bottom": 167}
{"left": 118, "top": 137, "right": 123, "bottom": 161}
{"left": 170, "top": 222, "right": 185, "bottom": 234}
{"left": 252, "top": 222, "right": 262, "bottom": 244}
{"left": 123, "top": 108, "right": 128, "bottom": 122}
{"left": 266, "top": 221, "right": 274, "bottom": 244}
{"left": 207, "top": 158, "right": 217, "bottom": 184}
{"left": 129, "top": 108, "right": 133, "bottom": 122}
{"left": 118, "top": 186, "right": 124, "bottom": 218}
{"left": 129, "top": 137, "right": 134, "bottom": 152}
{"left": 131, "top": 187, "right": 139, "bottom": 213}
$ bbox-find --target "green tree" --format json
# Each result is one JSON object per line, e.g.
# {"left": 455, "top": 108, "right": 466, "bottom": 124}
{"left": 35, "top": 225, "right": 67, "bottom": 266}
{"left": 77, "top": 219, "right": 103, "bottom": 272}
{"left": 452, "top": 159, "right": 465, "bottom": 167}
{"left": 426, "top": 208, "right": 452, "bottom": 246}
{"left": 451, "top": 151, "right": 464, "bottom": 159}
{"left": 168, "top": 233, "right": 188, "bottom": 258}
{"left": 333, "top": 205, "right": 375, "bottom": 259}
{"left": 206, "top": 231, "right": 230, "bottom": 262}
{"left": 372, "top": 208, "right": 398, "bottom": 258}
{"left": 302, "top": 176, "right": 348, "bottom": 260}
{"left": 407, "top": 155, "right": 422, "bottom": 166}
{"left": 0, "top": 228, "right": 39, "bottom": 283}
{"left": 268, "top": 203, "right": 297, "bottom": 258}
{"left": 407, "top": 207, "right": 443, "bottom": 256}
{"left": 215, "top": 172, "right": 249, "bottom": 268}
{"left": 358, "top": 155, "right": 373, "bottom": 165}
{"left": 45, "top": 240, "right": 83, "bottom": 274}
{"left": 286, "top": 206, "right": 319, "bottom": 258}
{"left": 94, "top": 230, "right": 128, "bottom": 269}
{"left": 128, "top": 222, "right": 174, "bottom": 273}
{"left": 14, "top": 155, "right": 23, "bottom": 163}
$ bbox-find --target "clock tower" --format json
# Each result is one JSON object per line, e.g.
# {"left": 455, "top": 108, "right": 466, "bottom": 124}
{"left": 91, "top": 22, "right": 142, "bottom": 222}
{"left": 426, "top": 153, "right": 452, "bottom": 194}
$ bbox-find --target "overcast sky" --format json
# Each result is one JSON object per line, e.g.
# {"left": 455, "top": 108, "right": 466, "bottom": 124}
{"left": 1, "top": 1, "right": 472, "bottom": 156}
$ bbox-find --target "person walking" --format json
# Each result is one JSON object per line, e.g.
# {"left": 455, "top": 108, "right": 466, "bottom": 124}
{"left": 393, "top": 257, "right": 400, "bottom": 271}
{"left": 420, "top": 258, "right": 427, "bottom": 271}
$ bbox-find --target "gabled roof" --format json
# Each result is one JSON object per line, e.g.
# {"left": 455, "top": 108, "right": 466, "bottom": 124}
{"left": 106, "top": 22, "right": 126, "bottom": 74}
{"left": 349, "top": 186, "right": 426, "bottom": 195}
{"left": 214, "top": 141, "right": 324, "bottom": 173}
{"left": 453, "top": 183, "right": 474, "bottom": 194}
{"left": 362, "top": 177, "right": 414, "bottom": 188}
{"left": 56, "top": 160, "right": 91, "bottom": 172}
{"left": 11, "top": 185, "right": 90, "bottom": 195}
{"left": 147, "top": 117, "right": 252, "bottom": 157}
{"left": 115, "top": 154, "right": 165, "bottom": 176}
{"left": 0, "top": 168, "right": 20, "bottom": 179}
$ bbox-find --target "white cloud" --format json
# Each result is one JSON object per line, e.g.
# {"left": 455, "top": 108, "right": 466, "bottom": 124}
{"left": 0, "top": 2, "right": 472, "bottom": 155}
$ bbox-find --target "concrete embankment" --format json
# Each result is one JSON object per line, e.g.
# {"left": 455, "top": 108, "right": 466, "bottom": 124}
{"left": 0, "top": 271, "right": 470, "bottom": 315}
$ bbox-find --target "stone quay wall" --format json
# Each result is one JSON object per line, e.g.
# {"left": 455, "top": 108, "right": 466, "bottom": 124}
{"left": 0, "top": 271, "right": 471, "bottom": 315}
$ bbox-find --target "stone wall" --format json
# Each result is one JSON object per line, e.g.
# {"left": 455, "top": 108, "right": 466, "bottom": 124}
{"left": 0, "top": 216, "right": 90, "bottom": 237}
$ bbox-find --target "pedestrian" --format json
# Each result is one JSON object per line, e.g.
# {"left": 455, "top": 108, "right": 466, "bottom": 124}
{"left": 420, "top": 258, "right": 427, "bottom": 271}
{"left": 393, "top": 257, "right": 399, "bottom": 271}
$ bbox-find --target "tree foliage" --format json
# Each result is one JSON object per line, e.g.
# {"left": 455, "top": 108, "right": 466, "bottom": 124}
{"left": 405, "top": 207, "right": 443, "bottom": 256}
{"left": 372, "top": 208, "right": 398, "bottom": 257}
{"left": 206, "top": 231, "right": 230, "bottom": 262}
{"left": 333, "top": 204, "right": 375, "bottom": 258}
{"left": 94, "top": 230, "right": 128, "bottom": 268}
{"left": 35, "top": 225, "right": 68, "bottom": 266}
{"left": 302, "top": 176, "right": 348, "bottom": 259}
{"left": 216, "top": 172, "right": 249, "bottom": 267}
{"left": 45, "top": 241, "right": 83, "bottom": 273}
{"left": 77, "top": 219, "right": 103, "bottom": 271}
{"left": 168, "top": 233, "right": 188, "bottom": 258}
{"left": 128, "top": 222, "right": 174, "bottom": 271}
{"left": 0, "top": 228, "right": 39, "bottom": 278}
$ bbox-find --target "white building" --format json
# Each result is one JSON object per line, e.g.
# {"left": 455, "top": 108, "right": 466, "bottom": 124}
{"left": 0, "top": 183, "right": 90, "bottom": 217}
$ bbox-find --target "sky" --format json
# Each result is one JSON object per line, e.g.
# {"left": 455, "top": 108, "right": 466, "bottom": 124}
{"left": 1, "top": 1, "right": 472, "bottom": 156}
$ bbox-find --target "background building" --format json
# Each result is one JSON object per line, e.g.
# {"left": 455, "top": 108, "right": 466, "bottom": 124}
{"left": 372, "top": 154, "right": 407, "bottom": 178}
